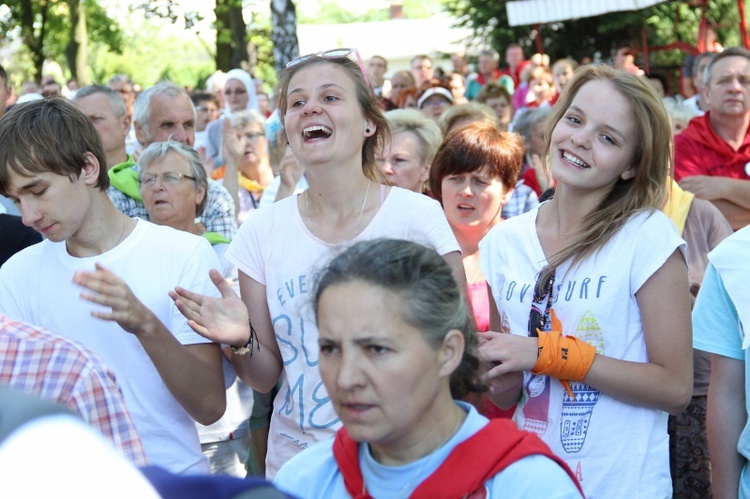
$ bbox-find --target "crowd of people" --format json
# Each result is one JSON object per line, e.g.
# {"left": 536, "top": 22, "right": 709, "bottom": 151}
{"left": 0, "top": 40, "right": 749, "bottom": 499}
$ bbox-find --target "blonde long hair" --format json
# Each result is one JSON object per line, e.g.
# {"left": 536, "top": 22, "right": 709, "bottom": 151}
{"left": 539, "top": 65, "right": 672, "bottom": 285}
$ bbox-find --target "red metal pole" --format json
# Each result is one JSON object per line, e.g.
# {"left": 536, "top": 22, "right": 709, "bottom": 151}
{"left": 697, "top": 0, "right": 708, "bottom": 52}
{"left": 738, "top": 0, "right": 750, "bottom": 49}
{"left": 534, "top": 24, "right": 544, "bottom": 54}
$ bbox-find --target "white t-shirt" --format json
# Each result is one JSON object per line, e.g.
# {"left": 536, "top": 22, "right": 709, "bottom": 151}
{"left": 479, "top": 207, "right": 685, "bottom": 499}
{"left": 225, "top": 186, "right": 459, "bottom": 477}
{"left": 273, "top": 402, "right": 582, "bottom": 499}
{"left": 0, "top": 219, "right": 221, "bottom": 474}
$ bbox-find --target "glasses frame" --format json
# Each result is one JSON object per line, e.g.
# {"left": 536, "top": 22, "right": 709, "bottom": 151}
{"left": 140, "top": 171, "right": 197, "bottom": 189}
{"left": 286, "top": 48, "right": 370, "bottom": 87}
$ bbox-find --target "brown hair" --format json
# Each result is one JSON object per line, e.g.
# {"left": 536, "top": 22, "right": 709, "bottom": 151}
{"left": 475, "top": 83, "right": 512, "bottom": 104}
{"left": 0, "top": 98, "right": 109, "bottom": 195}
{"left": 277, "top": 56, "right": 389, "bottom": 181}
{"left": 429, "top": 121, "right": 524, "bottom": 202}
{"left": 539, "top": 64, "right": 672, "bottom": 285}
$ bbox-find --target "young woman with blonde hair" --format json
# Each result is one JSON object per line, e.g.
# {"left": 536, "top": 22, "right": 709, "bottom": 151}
{"left": 478, "top": 65, "right": 692, "bottom": 498}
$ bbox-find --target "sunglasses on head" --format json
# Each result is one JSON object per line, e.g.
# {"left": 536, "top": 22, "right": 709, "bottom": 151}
{"left": 286, "top": 48, "right": 370, "bottom": 87}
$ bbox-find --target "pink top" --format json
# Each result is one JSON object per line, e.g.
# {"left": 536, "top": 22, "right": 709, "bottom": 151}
{"left": 469, "top": 280, "right": 490, "bottom": 332}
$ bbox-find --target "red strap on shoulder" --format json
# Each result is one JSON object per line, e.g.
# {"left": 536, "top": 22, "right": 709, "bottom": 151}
{"left": 411, "top": 419, "right": 584, "bottom": 498}
{"left": 333, "top": 421, "right": 584, "bottom": 499}
{"left": 332, "top": 427, "right": 372, "bottom": 499}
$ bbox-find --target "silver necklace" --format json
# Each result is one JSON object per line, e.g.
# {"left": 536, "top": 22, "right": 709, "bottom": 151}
{"left": 305, "top": 180, "right": 371, "bottom": 240}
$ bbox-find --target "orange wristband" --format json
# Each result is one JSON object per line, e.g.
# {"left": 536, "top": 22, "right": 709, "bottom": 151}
{"left": 531, "top": 311, "right": 596, "bottom": 399}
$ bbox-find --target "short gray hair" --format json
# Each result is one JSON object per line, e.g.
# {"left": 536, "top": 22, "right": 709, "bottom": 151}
{"left": 704, "top": 46, "right": 750, "bottom": 87}
{"left": 230, "top": 109, "right": 266, "bottom": 134}
{"left": 513, "top": 107, "right": 550, "bottom": 145}
{"left": 73, "top": 84, "right": 126, "bottom": 118}
{"left": 384, "top": 109, "right": 442, "bottom": 165}
{"left": 138, "top": 140, "right": 208, "bottom": 216}
{"left": 479, "top": 49, "right": 500, "bottom": 62}
{"left": 133, "top": 81, "right": 195, "bottom": 137}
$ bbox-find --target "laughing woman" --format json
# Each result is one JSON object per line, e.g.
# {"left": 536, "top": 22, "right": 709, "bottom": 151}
{"left": 170, "top": 49, "right": 464, "bottom": 478}
{"left": 274, "top": 239, "right": 583, "bottom": 498}
{"left": 478, "top": 65, "right": 692, "bottom": 498}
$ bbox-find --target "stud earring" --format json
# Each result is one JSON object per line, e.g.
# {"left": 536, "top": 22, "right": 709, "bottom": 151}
{"left": 365, "top": 127, "right": 371, "bottom": 133}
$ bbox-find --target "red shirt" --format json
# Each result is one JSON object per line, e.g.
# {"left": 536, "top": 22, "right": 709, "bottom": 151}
{"left": 674, "top": 113, "right": 750, "bottom": 181}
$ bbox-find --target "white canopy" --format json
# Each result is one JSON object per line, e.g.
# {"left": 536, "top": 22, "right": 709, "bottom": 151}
{"left": 506, "top": 0, "right": 668, "bottom": 26}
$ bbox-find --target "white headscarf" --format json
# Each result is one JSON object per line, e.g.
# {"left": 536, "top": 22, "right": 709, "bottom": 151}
{"left": 223, "top": 68, "right": 260, "bottom": 117}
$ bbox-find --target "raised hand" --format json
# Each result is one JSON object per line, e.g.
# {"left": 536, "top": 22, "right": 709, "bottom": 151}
{"left": 221, "top": 118, "right": 244, "bottom": 165}
{"left": 169, "top": 268, "right": 251, "bottom": 347}
{"left": 73, "top": 262, "right": 156, "bottom": 336}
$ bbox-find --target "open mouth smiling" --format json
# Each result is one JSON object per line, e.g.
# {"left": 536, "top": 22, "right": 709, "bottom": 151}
{"left": 302, "top": 125, "right": 332, "bottom": 141}
{"left": 562, "top": 151, "right": 590, "bottom": 169}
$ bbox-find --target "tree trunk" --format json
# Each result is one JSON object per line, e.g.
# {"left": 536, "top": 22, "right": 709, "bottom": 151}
{"left": 215, "top": 0, "right": 249, "bottom": 72}
{"left": 271, "top": 0, "right": 299, "bottom": 71}
{"left": 65, "top": 0, "right": 89, "bottom": 84}
{"left": 19, "top": 0, "right": 49, "bottom": 82}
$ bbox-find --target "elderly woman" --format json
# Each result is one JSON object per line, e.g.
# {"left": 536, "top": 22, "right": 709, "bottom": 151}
{"left": 512, "top": 106, "right": 552, "bottom": 197}
{"left": 438, "top": 102, "right": 498, "bottom": 137}
{"left": 211, "top": 109, "right": 275, "bottom": 223}
{"left": 205, "top": 68, "right": 260, "bottom": 168}
{"left": 379, "top": 109, "right": 442, "bottom": 193}
{"left": 273, "top": 239, "right": 583, "bottom": 498}
{"left": 139, "top": 140, "right": 250, "bottom": 477}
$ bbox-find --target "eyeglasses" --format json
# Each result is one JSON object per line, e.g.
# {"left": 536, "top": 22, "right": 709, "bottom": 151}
{"left": 195, "top": 106, "right": 219, "bottom": 114}
{"left": 286, "top": 48, "right": 370, "bottom": 87}
{"left": 140, "top": 171, "right": 196, "bottom": 188}
{"left": 244, "top": 132, "right": 264, "bottom": 141}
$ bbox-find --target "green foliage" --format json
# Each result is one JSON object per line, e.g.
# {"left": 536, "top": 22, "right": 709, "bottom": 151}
{"left": 440, "top": 0, "right": 743, "bottom": 67}
{"left": 0, "top": 0, "right": 122, "bottom": 82}
{"left": 299, "top": 0, "right": 443, "bottom": 24}
{"left": 248, "top": 9, "right": 277, "bottom": 90}
{"left": 87, "top": 21, "right": 214, "bottom": 89}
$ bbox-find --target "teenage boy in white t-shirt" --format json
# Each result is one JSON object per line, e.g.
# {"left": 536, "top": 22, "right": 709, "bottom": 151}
{"left": 0, "top": 98, "right": 226, "bottom": 474}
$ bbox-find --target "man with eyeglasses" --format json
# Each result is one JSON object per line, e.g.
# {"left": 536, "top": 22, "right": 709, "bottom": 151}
{"left": 0, "top": 98, "right": 226, "bottom": 475}
{"left": 106, "top": 81, "right": 237, "bottom": 239}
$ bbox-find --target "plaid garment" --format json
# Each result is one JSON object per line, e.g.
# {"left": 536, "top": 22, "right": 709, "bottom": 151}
{"left": 108, "top": 166, "right": 238, "bottom": 240}
{"left": 0, "top": 314, "right": 148, "bottom": 466}
{"left": 501, "top": 181, "right": 540, "bottom": 219}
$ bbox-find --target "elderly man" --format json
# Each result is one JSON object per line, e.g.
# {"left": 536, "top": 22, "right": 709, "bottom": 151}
{"left": 80, "top": 83, "right": 237, "bottom": 238}
{"left": 675, "top": 46, "right": 750, "bottom": 230}
{"left": 465, "top": 49, "right": 503, "bottom": 100}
